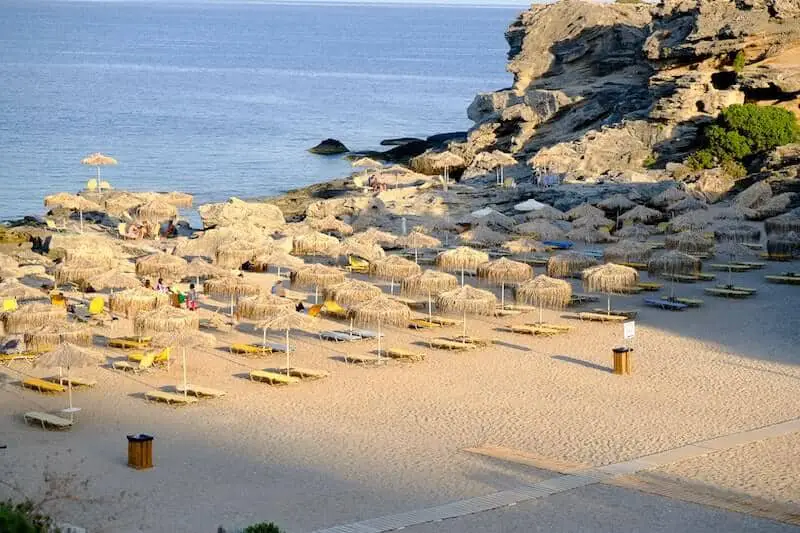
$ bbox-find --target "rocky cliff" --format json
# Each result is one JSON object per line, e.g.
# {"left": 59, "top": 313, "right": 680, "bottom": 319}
{"left": 454, "top": 0, "right": 800, "bottom": 181}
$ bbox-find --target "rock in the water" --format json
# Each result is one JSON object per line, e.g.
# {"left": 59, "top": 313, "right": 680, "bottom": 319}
{"left": 309, "top": 138, "right": 349, "bottom": 155}
{"left": 380, "top": 137, "right": 424, "bottom": 146}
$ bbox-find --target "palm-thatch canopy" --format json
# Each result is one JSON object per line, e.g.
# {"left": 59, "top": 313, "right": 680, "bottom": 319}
{"left": 519, "top": 205, "right": 566, "bottom": 221}
{"left": 35, "top": 342, "right": 102, "bottom": 370}
{"left": 204, "top": 276, "right": 263, "bottom": 298}
{"left": 515, "top": 220, "right": 567, "bottom": 241}
{"left": 502, "top": 238, "right": 547, "bottom": 255}
{"left": 44, "top": 193, "right": 102, "bottom": 212}
{"left": 603, "top": 241, "right": 653, "bottom": 263}
{"left": 350, "top": 228, "right": 398, "bottom": 247}
{"left": 109, "top": 286, "right": 170, "bottom": 318}
{"left": 435, "top": 246, "right": 490, "bottom": 272}
{"left": 150, "top": 329, "right": 216, "bottom": 350}
{"left": 53, "top": 260, "right": 106, "bottom": 286}
{"left": 597, "top": 194, "right": 637, "bottom": 212}
{"left": 85, "top": 270, "right": 142, "bottom": 291}
{"left": 136, "top": 199, "right": 178, "bottom": 221}
{"left": 135, "top": 253, "right": 188, "bottom": 279}
{"left": 765, "top": 213, "right": 800, "bottom": 235}
{"left": 24, "top": 322, "right": 92, "bottom": 352}
{"left": 582, "top": 263, "right": 639, "bottom": 294}
{"left": 435, "top": 286, "right": 497, "bottom": 315}
{"left": 349, "top": 296, "right": 412, "bottom": 327}
{"left": 134, "top": 306, "right": 200, "bottom": 336}
{"left": 566, "top": 226, "right": 615, "bottom": 244}
{"left": 401, "top": 270, "right": 458, "bottom": 297}
{"left": 104, "top": 192, "right": 144, "bottom": 215}
{"left": 256, "top": 308, "right": 310, "bottom": 332}
{"left": 292, "top": 231, "right": 341, "bottom": 257}
{"left": 215, "top": 240, "right": 266, "bottom": 269}
{"left": 651, "top": 187, "right": 689, "bottom": 207}
{"left": 351, "top": 157, "right": 384, "bottom": 169}
{"left": 323, "top": 280, "right": 383, "bottom": 307}
{"left": 647, "top": 250, "right": 701, "bottom": 277}
{"left": 81, "top": 152, "right": 117, "bottom": 167}
{"left": 713, "top": 223, "right": 761, "bottom": 243}
{"left": 515, "top": 275, "right": 572, "bottom": 308}
{"left": 2, "top": 303, "right": 67, "bottom": 333}
{"left": 370, "top": 255, "right": 422, "bottom": 280}
{"left": 0, "top": 279, "right": 44, "bottom": 301}
{"left": 546, "top": 252, "right": 599, "bottom": 278}
{"left": 460, "top": 225, "right": 508, "bottom": 247}
{"left": 565, "top": 203, "right": 605, "bottom": 221}
{"left": 173, "top": 223, "right": 272, "bottom": 259}
{"left": 665, "top": 231, "right": 715, "bottom": 253}
{"left": 395, "top": 231, "right": 442, "bottom": 249}
{"left": 250, "top": 250, "right": 305, "bottom": 272}
{"left": 619, "top": 205, "right": 662, "bottom": 224}
{"left": 476, "top": 257, "right": 532, "bottom": 284}
{"left": 307, "top": 215, "right": 354, "bottom": 236}
{"left": 714, "top": 241, "right": 757, "bottom": 260}
{"left": 235, "top": 294, "right": 295, "bottom": 320}
{"left": 473, "top": 150, "right": 517, "bottom": 168}
{"left": 185, "top": 257, "right": 229, "bottom": 280}
{"left": 338, "top": 238, "right": 386, "bottom": 262}
{"left": 767, "top": 232, "right": 800, "bottom": 258}
{"left": 614, "top": 224, "right": 653, "bottom": 241}
{"left": 571, "top": 214, "right": 614, "bottom": 229}
{"left": 667, "top": 197, "right": 707, "bottom": 213}
{"left": 734, "top": 181, "right": 772, "bottom": 209}
{"left": 425, "top": 151, "right": 466, "bottom": 171}
{"left": 290, "top": 264, "right": 346, "bottom": 289}
{"left": 669, "top": 209, "right": 714, "bottom": 232}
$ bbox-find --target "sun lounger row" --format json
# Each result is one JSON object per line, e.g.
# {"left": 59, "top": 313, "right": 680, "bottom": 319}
{"left": 766, "top": 274, "right": 800, "bottom": 285}
{"left": 644, "top": 298, "right": 687, "bottom": 311}
{"left": 319, "top": 329, "right": 383, "bottom": 342}
{"left": 577, "top": 312, "right": 627, "bottom": 323}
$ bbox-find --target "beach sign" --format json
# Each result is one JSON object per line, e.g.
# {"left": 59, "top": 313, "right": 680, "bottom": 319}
{"left": 623, "top": 321, "right": 635, "bottom": 340}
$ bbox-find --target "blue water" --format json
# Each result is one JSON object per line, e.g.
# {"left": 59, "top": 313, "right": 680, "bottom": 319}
{"left": 0, "top": 0, "right": 519, "bottom": 221}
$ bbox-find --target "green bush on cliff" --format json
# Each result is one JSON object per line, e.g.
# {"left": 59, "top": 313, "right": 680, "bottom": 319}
{"left": 243, "top": 522, "right": 283, "bottom": 533}
{"left": 732, "top": 51, "right": 746, "bottom": 73}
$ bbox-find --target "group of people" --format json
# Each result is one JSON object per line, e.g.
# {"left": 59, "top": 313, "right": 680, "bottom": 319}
{"left": 143, "top": 278, "right": 198, "bottom": 310}
{"left": 122, "top": 219, "right": 178, "bottom": 240}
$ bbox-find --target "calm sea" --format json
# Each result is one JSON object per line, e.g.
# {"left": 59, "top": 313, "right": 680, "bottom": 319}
{"left": 0, "top": 0, "right": 519, "bottom": 221}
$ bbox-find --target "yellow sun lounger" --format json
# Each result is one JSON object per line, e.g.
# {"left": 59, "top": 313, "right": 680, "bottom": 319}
{"left": 386, "top": 348, "right": 425, "bottom": 362}
{"left": 660, "top": 296, "right": 703, "bottom": 307}
{"left": 22, "top": 378, "right": 65, "bottom": 394}
{"left": 175, "top": 384, "right": 227, "bottom": 398}
{"left": 578, "top": 312, "right": 628, "bottom": 323}
{"left": 636, "top": 282, "right": 663, "bottom": 291}
{"left": 428, "top": 338, "right": 476, "bottom": 351}
{"left": 703, "top": 287, "right": 753, "bottom": 298}
{"left": 128, "top": 347, "right": 171, "bottom": 364}
{"left": 390, "top": 296, "right": 426, "bottom": 308}
{"left": 765, "top": 275, "right": 800, "bottom": 285}
{"left": 0, "top": 353, "right": 38, "bottom": 365}
{"left": 347, "top": 255, "right": 370, "bottom": 274}
{"left": 249, "top": 370, "right": 301, "bottom": 385}
{"left": 502, "top": 325, "right": 558, "bottom": 337}
{"left": 734, "top": 261, "right": 765, "bottom": 269}
{"left": 426, "top": 315, "right": 458, "bottom": 326}
{"left": 523, "top": 322, "right": 573, "bottom": 332}
{"left": 24, "top": 411, "right": 72, "bottom": 430}
{"left": 113, "top": 352, "right": 156, "bottom": 373}
{"left": 108, "top": 337, "right": 151, "bottom": 350}
{"left": 408, "top": 318, "right": 442, "bottom": 329}
{"left": 494, "top": 309, "right": 522, "bottom": 317}
{"left": 343, "top": 354, "right": 386, "bottom": 365}
{"left": 321, "top": 300, "right": 349, "bottom": 320}
{"left": 278, "top": 367, "right": 330, "bottom": 380}
{"left": 144, "top": 390, "right": 199, "bottom": 405}
{"left": 46, "top": 376, "right": 97, "bottom": 388}
{"left": 708, "top": 263, "right": 750, "bottom": 272}
{"left": 230, "top": 343, "right": 273, "bottom": 355}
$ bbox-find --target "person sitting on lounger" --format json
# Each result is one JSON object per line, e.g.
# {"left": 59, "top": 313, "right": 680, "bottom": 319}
{"left": 155, "top": 278, "right": 168, "bottom": 293}
{"left": 271, "top": 280, "right": 286, "bottom": 298}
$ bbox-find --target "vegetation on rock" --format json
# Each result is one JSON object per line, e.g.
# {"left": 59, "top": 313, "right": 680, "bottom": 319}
{"left": 732, "top": 50, "right": 746, "bottom": 73}
{"left": 243, "top": 522, "right": 283, "bottom": 533}
{"left": 0, "top": 500, "right": 56, "bottom": 533}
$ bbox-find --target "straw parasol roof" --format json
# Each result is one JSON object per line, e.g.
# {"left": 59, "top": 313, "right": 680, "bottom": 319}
{"left": 598, "top": 194, "right": 637, "bottom": 212}
{"left": 109, "top": 286, "right": 170, "bottom": 318}
{"left": 515, "top": 275, "right": 572, "bottom": 308}
{"left": 53, "top": 260, "right": 106, "bottom": 286}
{"left": 85, "top": 270, "right": 142, "bottom": 291}
{"left": 351, "top": 157, "right": 384, "bottom": 169}
{"left": 715, "top": 241, "right": 757, "bottom": 260}
{"left": 765, "top": 213, "right": 800, "bottom": 235}
{"left": 161, "top": 192, "right": 193, "bottom": 208}
{"left": 290, "top": 264, "right": 346, "bottom": 289}
{"left": 425, "top": 151, "right": 466, "bottom": 171}
{"left": 619, "top": 205, "right": 662, "bottom": 224}
{"left": 185, "top": 257, "right": 228, "bottom": 280}
{"left": 350, "top": 228, "right": 398, "bottom": 247}
{"left": 476, "top": 257, "right": 532, "bottom": 284}
{"left": 0, "top": 279, "right": 44, "bottom": 301}
{"left": 24, "top": 322, "right": 92, "bottom": 352}
{"left": 435, "top": 246, "right": 489, "bottom": 272}
{"left": 614, "top": 224, "right": 653, "bottom": 241}
{"left": 204, "top": 276, "right": 263, "bottom": 298}
{"left": 546, "top": 252, "right": 599, "bottom": 278}
{"left": 714, "top": 223, "right": 761, "bottom": 242}
{"left": 323, "top": 280, "right": 383, "bottom": 307}
{"left": 566, "top": 226, "right": 615, "bottom": 244}
{"left": 401, "top": 270, "right": 458, "bottom": 297}
{"left": 370, "top": 255, "right": 422, "bottom": 280}
{"left": 603, "top": 241, "right": 653, "bottom": 263}
{"left": 651, "top": 187, "right": 689, "bottom": 207}
{"left": 235, "top": 294, "right": 295, "bottom": 320}
{"left": 435, "top": 285, "right": 497, "bottom": 315}
{"left": 2, "top": 303, "right": 67, "bottom": 333}
{"left": 582, "top": 263, "right": 639, "bottom": 294}
{"left": 460, "top": 225, "right": 508, "bottom": 247}
{"left": 136, "top": 199, "right": 178, "bottom": 221}
{"left": 135, "top": 253, "right": 188, "bottom": 279}
{"left": 134, "top": 306, "right": 200, "bottom": 336}
{"left": 395, "top": 231, "right": 442, "bottom": 249}
{"left": 665, "top": 231, "right": 715, "bottom": 253}
{"left": 44, "top": 193, "right": 102, "bottom": 212}
{"left": 293, "top": 231, "right": 341, "bottom": 257}
{"left": 215, "top": 241, "right": 265, "bottom": 269}
{"left": 669, "top": 209, "right": 714, "bottom": 232}
{"left": 734, "top": 181, "right": 772, "bottom": 209}
{"left": 338, "top": 238, "right": 386, "bottom": 262}
{"left": 647, "top": 250, "right": 701, "bottom": 277}
{"left": 350, "top": 296, "right": 412, "bottom": 327}
{"left": 565, "top": 203, "right": 605, "bottom": 221}
{"left": 151, "top": 329, "right": 215, "bottom": 350}
{"left": 571, "top": 214, "right": 614, "bottom": 229}
{"left": 502, "top": 238, "right": 547, "bottom": 255}
{"left": 250, "top": 250, "right": 305, "bottom": 272}
{"left": 519, "top": 205, "right": 566, "bottom": 221}
{"left": 767, "top": 232, "right": 800, "bottom": 258}
{"left": 104, "top": 192, "right": 144, "bottom": 215}
{"left": 81, "top": 152, "right": 117, "bottom": 167}
{"left": 307, "top": 215, "right": 354, "bottom": 236}
{"left": 515, "top": 220, "right": 566, "bottom": 240}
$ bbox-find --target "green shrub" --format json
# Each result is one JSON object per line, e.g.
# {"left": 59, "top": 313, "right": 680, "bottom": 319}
{"left": 0, "top": 500, "right": 55, "bottom": 533}
{"left": 643, "top": 153, "right": 657, "bottom": 168}
{"left": 732, "top": 51, "right": 746, "bottom": 73}
{"left": 718, "top": 104, "right": 800, "bottom": 154}
{"left": 722, "top": 159, "right": 747, "bottom": 179}
{"left": 686, "top": 149, "right": 715, "bottom": 170}
{"left": 705, "top": 125, "right": 752, "bottom": 160}
{"left": 244, "top": 523, "right": 283, "bottom": 533}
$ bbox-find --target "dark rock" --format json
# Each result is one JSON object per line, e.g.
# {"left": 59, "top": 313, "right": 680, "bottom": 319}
{"left": 308, "top": 138, "right": 349, "bottom": 155}
{"left": 380, "top": 137, "right": 424, "bottom": 146}
{"left": 426, "top": 132, "right": 468, "bottom": 146}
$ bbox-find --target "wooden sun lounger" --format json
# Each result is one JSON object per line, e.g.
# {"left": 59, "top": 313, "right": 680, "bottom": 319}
{"left": 708, "top": 263, "right": 750, "bottom": 272}
{"left": 249, "top": 370, "right": 301, "bottom": 385}
{"left": 578, "top": 312, "right": 628, "bottom": 323}
{"left": 765, "top": 275, "right": 800, "bottom": 285}
{"left": 660, "top": 296, "right": 703, "bottom": 307}
{"left": 409, "top": 318, "right": 441, "bottom": 329}
{"left": 662, "top": 274, "right": 699, "bottom": 283}
{"left": 144, "top": 390, "right": 199, "bottom": 405}
{"left": 22, "top": 378, "right": 65, "bottom": 394}
{"left": 619, "top": 286, "right": 644, "bottom": 294}
{"left": 46, "top": 376, "right": 97, "bottom": 388}
{"left": 386, "top": 348, "right": 425, "bottom": 362}
{"left": 591, "top": 309, "right": 638, "bottom": 319}
{"left": 502, "top": 325, "right": 558, "bottom": 337}
{"left": 734, "top": 261, "right": 765, "bottom": 269}
{"left": 174, "top": 384, "right": 227, "bottom": 398}
{"left": 502, "top": 304, "right": 538, "bottom": 312}
{"left": 714, "top": 284, "right": 757, "bottom": 294}
{"left": 636, "top": 282, "right": 663, "bottom": 291}
{"left": 349, "top": 328, "right": 383, "bottom": 339}
{"left": 451, "top": 336, "right": 493, "bottom": 347}
{"left": 494, "top": 309, "right": 522, "bottom": 317}
{"left": 704, "top": 287, "right": 752, "bottom": 298}
{"left": 278, "top": 367, "right": 330, "bottom": 380}
{"left": 426, "top": 315, "right": 458, "bottom": 326}
{"left": 108, "top": 337, "right": 151, "bottom": 349}
{"left": 0, "top": 353, "right": 37, "bottom": 365}
{"left": 696, "top": 272, "right": 716, "bottom": 281}
{"left": 390, "top": 296, "right": 426, "bottom": 308}
{"left": 24, "top": 411, "right": 72, "bottom": 430}
{"left": 644, "top": 298, "right": 688, "bottom": 311}
{"left": 524, "top": 322, "right": 573, "bottom": 332}
{"left": 320, "top": 331, "right": 362, "bottom": 342}
{"left": 343, "top": 354, "right": 386, "bottom": 365}
{"left": 620, "top": 262, "right": 648, "bottom": 270}
{"left": 230, "top": 343, "right": 273, "bottom": 355}
{"left": 428, "top": 338, "right": 476, "bottom": 351}
{"left": 570, "top": 293, "right": 600, "bottom": 305}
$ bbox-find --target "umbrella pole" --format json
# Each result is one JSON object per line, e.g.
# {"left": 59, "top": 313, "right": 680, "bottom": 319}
{"left": 428, "top": 292, "right": 432, "bottom": 322}
{"left": 262, "top": 327, "right": 267, "bottom": 351}
{"left": 182, "top": 347, "right": 187, "bottom": 397}
{"left": 462, "top": 311, "right": 467, "bottom": 345}
{"left": 539, "top": 303, "right": 543, "bottom": 325}
{"left": 230, "top": 295, "right": 234, "bottom": 317}
{"left": 285, "top": 328, "right": 290, "bottom": 376}
{"left": 501, "top": 281, "right": 505, "bottom": 309}
{"left": 607, "top": 295, "right": 611, "bottom": 316}
{"left": 414, "top": 248, "right": 418, "bottom": 264}
{"left": 377, "top": 320, "right": 382, "bottom": 359}
{"left": 461, "top": 268, "right": 464, "bottom": 287}
{"left": 314, "top": 285, "right": 318, "bottom": 304}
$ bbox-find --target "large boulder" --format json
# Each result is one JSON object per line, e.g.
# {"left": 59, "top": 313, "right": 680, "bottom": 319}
{"left": 308, "top": 138, "right": 349, "bottom": 155}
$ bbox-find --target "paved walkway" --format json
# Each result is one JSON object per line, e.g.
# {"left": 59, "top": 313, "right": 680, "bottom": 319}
{"left": 310, "top": 417, "right": 800, "bottom": 533}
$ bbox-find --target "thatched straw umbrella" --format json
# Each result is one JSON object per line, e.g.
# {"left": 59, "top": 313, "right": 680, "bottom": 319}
{"left": 136, "top": 199, "right": 178, "bottom": 221}
{"left": 150, "top": 330, "right": 215, "bottom": 397}
{"left": 215, "top": 241, "right": 265, "bottom": 269}
{"left": 204, "top": 276, "right": 263, "bottom": 315}
{"left": 85, "top": 270, "right": 142, "bottom": 291}
{"left": 135, "top": 253, "right": 188, "bottom": 281}
{"left": 81, "top": 152, "right": 117, "bottom": 181}
{"left": 765, "top": 213, "right": 800, "bottom": 235}
{"left": 395, "top": 231, "right": 441, "bottom": 263}
{"left": 598, "top": 195, "right": 637, "bottom": 225}
{"left": 350, "top": 296, "right": 411, "bottom": 357}
{"left": 250, "top": 250, "right": 305, "bottom": 276}
{"left": 665, "top": 231, "right": 715, "bottom": 254}
{"left": 292, "top": 231, "right": 340, "bottom": 257}
{"left": 647, "top": 250, "right": 701, "bottom": 298}
{"left": 669, "top": 209, "right": 714, "bottom": 232}
{"left": 515, "top": 274, "right": 572, "bottom": 324}
{"left": 351, "top": 157, "right": 383, "bottom": 171}
{"left": 324, "top": 280, "right": 383, "bottom": 308}
{"left": 603, "top": 241, "right": 653, "bottom": 264}
{"left": 401, "top": 270, "right": 458, "bottom": 320}
{"left": 436, "top": 246, "right": 490, "bottom": 286}
{"left": 44, "top": 193, "right": 102, "bottom": 233}
{"left": 235, "top": 294, "right": 295, "bottom": 321}
{"left": 435, "top": 286, "right": 497, "bottom": 344}
{"left": 546, "top": 252, "right": 599, "bottom": 278}
{"left": 566, "top": 226, "right": 615, "bottom": 244}
{"left": 290, "top": 264, "right": 346, "bottom": 303}
{"left": 24, "top": 322, "right": 92, "bottom": 352}
{"left": 476, "top": 257, "right": 532, "bottom": 308}
{"left": 502, "top": 238, "right": 547, "bottom": 255}
{"left": 109, "top": 286, "right": 170, "bottom": 318}
{"left": 651, "top": 187, "right": 689, "bottom": 208}
{"left": 714, "top": 223, "right": 761, "bottom": 243}
{"left": 339, "top": 238, "right": 386, "bottom": 264}
{"left": 614, "top": 224, "right": 653, "bottom": 241}
{"left": 350, "top": 228, "right": 398, "bottom": 247}
{"left": 257, "top": 309, "right": 310, "bottom": 376}
{"left": 515, "top": 220, "right": 566, "bottom": 241}
{"left": 308, "top": 215, "right": 353, "bottom": 236}
{"left": 104, "top": 192, "right": 144, "bottom": 216}
{"left": 185, "top": 257, "right": 228, "bottom": 285}
{"left": 370, "top": 255, "right": 421, "bottom": 294}
{"left": 460, "top": 225, "right": 508, "bottom": 248}
{"left": 161, "top": 192, "right": 193, "bottom": 208}
{"left": 426, "top": 151, "right": 465, "bottom": 185}
{"left": 134, "top": 306, "right": 200, "bottom": 336}
{"left": 3, "top": 303, "right": 67, "bottom": 333}
{"left": 571, "top": 214, "right": 614, "bottom": 229}
{"left": 565, "top": 203, "right": 605, "bottom": 221}
{"left": 715, "top": 241, "right": 758, "bottom": 287}
{"left": 53, "top": 260, "right": 106, "bottom": 287}
{"left": 582, "top": 263, "right": 639, "bottom": 314}
{"left": 35, "top": 342, "right": 103, "bottom": 420}
{"left": 619, "top": 205, "right": 661, "bottom": 225}
{"left": 0, "top": 279, "right": 44, "bottom": 302}
{"left": 519, "top": 205, "right": 566, "bottom": 221}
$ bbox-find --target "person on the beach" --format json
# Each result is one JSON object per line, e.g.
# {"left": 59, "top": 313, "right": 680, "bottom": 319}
{"left": 271, "top": 280, "right": 286, "bottom": 298}
{"left": 143, "top": 279, "right": 152, "bottom": 289}
{"left": 163, "top": 219, "right": 177, "bottom": 239}
{"left": 186, "top": 283, "right": 198, "bottom": 311}
{"left": 155, "top": 278, "right": 168, "bottom": 293}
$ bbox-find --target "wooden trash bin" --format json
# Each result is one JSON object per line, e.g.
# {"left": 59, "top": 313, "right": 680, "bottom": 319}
{"left": 612, "top": 347, "right": 633, "bottom": 376}
{"left": 127, "top": 434, "right": 154, "bottom": 470}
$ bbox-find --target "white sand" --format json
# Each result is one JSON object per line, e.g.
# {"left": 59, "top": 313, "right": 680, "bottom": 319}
{"left": 1, "top": 257, "right": 799, "bottom": 532}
